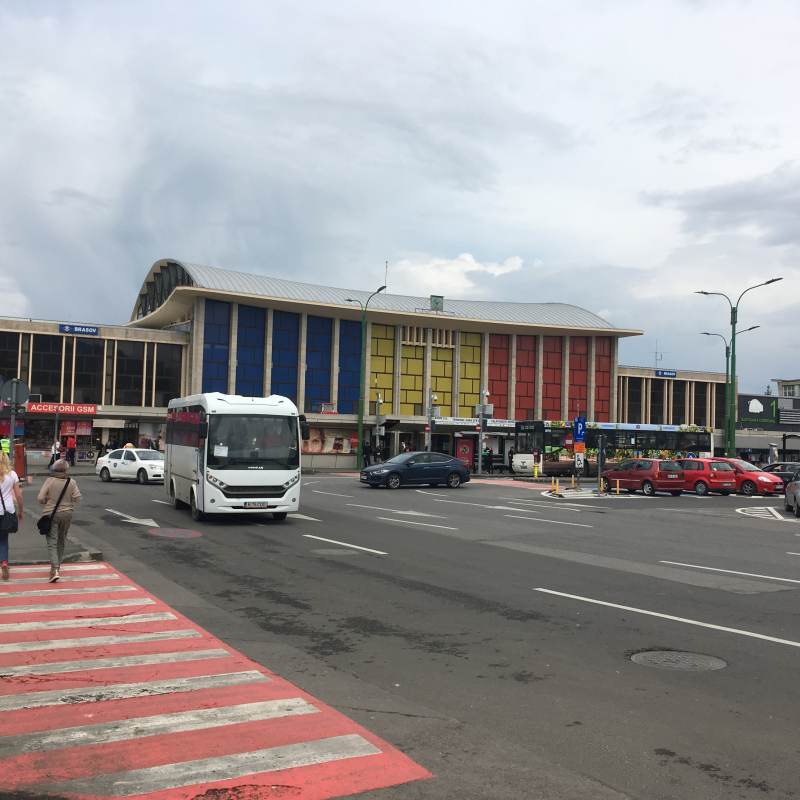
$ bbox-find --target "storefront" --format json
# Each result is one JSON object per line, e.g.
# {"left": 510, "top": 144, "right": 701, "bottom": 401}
{"left": 23, "top": 402, "right": 98, "bottom": 464}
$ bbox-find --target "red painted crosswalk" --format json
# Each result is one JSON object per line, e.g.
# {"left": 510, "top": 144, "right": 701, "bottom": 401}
{"left": 0, "top": 562, "right": 431, "bottom": 799}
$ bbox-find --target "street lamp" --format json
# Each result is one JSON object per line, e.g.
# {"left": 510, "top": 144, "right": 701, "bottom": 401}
{"left": 345, "top": 285, "right": 386, "bottom": 470}
{"left": 695, "top": 278, "right": 782, "bottom": 455}
{"left": 700, "top": 326, "right": 760, "bottom": 451}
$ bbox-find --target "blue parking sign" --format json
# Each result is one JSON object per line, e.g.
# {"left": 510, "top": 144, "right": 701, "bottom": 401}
{"left": 574, "top": 416, "right": 586, "bottom": 443}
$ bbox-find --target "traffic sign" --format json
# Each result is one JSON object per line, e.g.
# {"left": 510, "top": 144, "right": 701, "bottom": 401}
{"left": 575, "top": 452, "right": 585, "bottom": 471}
{"left": 574, "top": 416, "right": 586, "bottom": 443}
{"left": 0, "top": 379, "right": 29, "bottom": 406}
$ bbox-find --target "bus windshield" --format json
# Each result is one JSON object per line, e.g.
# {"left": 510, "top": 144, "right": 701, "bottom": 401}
{"left": 207, "top": 414, "right": 299, "bottom": 470}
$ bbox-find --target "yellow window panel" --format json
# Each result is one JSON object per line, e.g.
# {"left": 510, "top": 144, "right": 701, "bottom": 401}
{"left": 431, "top": 360, "right": 445, "bottom": 377}
{"left": 371, "top": 356, "right": 386, "bottom": 374}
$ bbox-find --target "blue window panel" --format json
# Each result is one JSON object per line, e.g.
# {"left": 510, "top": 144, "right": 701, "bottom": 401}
{"left": 236, "top": 305, "right": 266, "bottom": 396}
{"left": 271, "top": 311, "right": 299, "bottom": 402}
{"left": 337, "top": 319, "right": 362, "bottom": 414}
{"left": 202, "top": 300, "right": 230, "bottom": 393}
{"left": 304, "top": 316, "right": 332, "bottom": 413}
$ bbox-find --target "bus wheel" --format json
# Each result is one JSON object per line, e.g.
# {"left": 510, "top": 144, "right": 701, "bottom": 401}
{"left": 170, "top": 481, "right": 186, "bottom": 510}
{"left": 272, "top": 512, "right": 288, "bottom": 521}
{"left": 190, "top": 491, "right": 203, "bottom": 521}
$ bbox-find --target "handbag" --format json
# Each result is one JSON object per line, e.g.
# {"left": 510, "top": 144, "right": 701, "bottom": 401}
{"left": 0, "top": 485, "right": 18, "bottom": 534}
{"left": 37, "top": 478, "right": 71, "bottom": 536}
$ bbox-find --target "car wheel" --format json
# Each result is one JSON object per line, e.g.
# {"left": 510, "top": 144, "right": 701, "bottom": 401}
{"left": 137, "top": 469, "right": 148, "bottom": 485}
{"left": 100, "top": 467, "right": 111, "bottom": 483}
{"left": 272, "top": 512, "right": 287, "bottom": 521}
{"left": 386, "top": 473, "right": 401, "bottom": 490}
{"left": 190, "top": 491, "right": 203, "bottom": 521}
{"left": 446, "top": 472, "right": 462, "bottom": 489}
{"left": 170, "top": 481, "right": 186, "bottom": 509}
{"left": 641, "top": 480, "right": 655, "bottom": 496}
{"left": 694, "top": 481, "right": 709, "bottom": 497}
{"left": 741, "top": 480, "right": 757, "bottom": 496}
{"left": 670, "top": 491, "right": 682, "bottom": 497}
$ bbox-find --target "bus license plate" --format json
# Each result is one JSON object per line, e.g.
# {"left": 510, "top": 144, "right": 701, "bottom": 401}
{"left": 244, "top": 501, "right": 270, "bottom": 509}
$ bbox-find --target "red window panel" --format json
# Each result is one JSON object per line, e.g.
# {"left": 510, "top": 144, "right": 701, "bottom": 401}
{"left": 542, "top": 336, "right": 562, "bottom": 420}
{"left": 515, "top": 335, "right": 536, "bottom": 420}
{"left": 594, "top": 336, "right": 613, "bottom": 422}
{"left": 489, "top": 334, "right": 510, "bottom": 418}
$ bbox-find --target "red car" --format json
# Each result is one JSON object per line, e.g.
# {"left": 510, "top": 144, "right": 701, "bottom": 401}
{"left": 718, "top": 458, "right": 784, "bottom": 496}
{"left": 676, "top": 458, "right": 737, "bottom": 496}
{"left": 601, "top": 458, "right": 684, "bottom": 496}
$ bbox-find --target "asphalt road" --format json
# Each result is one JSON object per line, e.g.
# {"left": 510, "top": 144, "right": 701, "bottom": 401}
{"left": 48, "top": 473, "right": 800, "bottom": 800}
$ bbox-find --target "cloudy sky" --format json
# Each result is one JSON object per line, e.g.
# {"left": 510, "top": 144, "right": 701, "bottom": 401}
{"left": 2, "top": 0, "right": 799, "bottom": 392}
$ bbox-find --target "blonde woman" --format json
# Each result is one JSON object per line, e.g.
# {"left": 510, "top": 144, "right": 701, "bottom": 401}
{"left": 37, "top": 459, "right": 81, "bottom": 582}
{"left": 0, "top": 451, "right": 24, "bottom": 581}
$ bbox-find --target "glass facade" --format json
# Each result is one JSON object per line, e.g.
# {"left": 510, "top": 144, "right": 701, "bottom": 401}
{"left": 73, "top": 338, "right": 105, "bottom": 404}
{"left": 115, "top": 341, "right": 145, "bottom": 406}
{"left": 0, "top": 331, "right": 19, "bottom": 384}
{"left": 305, "top": 316, "right": 333, "bottom": 413}
{"left": 155, "top": 343, "right": 182, "bottom": 407}
{"left": 203, "top": 300, "right": 231, "bottom": 393}
{"left": 337, "top": 320, "right": 362, "bottom": 414}
{"left": 30, "top": 334, "right": 63, "bottom": 401}
{"left": 271, "top": 310, "right": 300, "bottom": 402}
{"left": 235, "top": 305, "right": 266, "bottom": 397}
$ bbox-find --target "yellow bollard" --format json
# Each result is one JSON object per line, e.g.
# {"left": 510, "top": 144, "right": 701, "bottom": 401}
{"left": 615, "top": 479, "right": 620, "bottom": 495}
{"left": 550, "top": 476, "right": 555, "bottom": 491}
{"left": 555, "top": 478, "right": 560, "bottom": 495}
{"left": 571, "top": 474, "right": 576, "bottom": 489}
{"left": 534, "top": 464, "right": 539, "bottom": 479}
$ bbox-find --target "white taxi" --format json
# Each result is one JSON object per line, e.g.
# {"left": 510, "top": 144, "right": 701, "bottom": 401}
{"left": 96, "top": 448, "right": 165, "bottom": 484}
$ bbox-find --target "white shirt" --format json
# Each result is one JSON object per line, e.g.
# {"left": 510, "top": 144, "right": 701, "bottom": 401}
{"left": 0, "top": 471, "right": 19, "bottom": 513}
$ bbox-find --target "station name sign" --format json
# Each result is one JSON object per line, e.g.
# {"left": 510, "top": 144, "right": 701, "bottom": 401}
{"left": 27, "top": 403, "right": 97, "bottom": 415}
{"left": 58, "top": 323, "right": 99, "bottom": 336}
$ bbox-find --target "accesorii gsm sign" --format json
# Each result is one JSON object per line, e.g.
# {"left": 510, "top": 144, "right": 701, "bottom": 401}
{"left": 27, "top": 403, "right": 97, "bottom": 415}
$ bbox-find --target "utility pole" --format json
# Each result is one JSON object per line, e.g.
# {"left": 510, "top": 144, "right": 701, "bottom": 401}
{"left": 426, "top": 388, "right": 438, "bottom": 452}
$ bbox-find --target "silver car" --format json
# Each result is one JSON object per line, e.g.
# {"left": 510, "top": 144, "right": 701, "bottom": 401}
{"left": 783, "top": 468, "right": 800, "bottom": 516}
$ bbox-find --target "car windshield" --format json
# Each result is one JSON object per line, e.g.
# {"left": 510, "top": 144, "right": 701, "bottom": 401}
{"left": 135, "top": 450, "right": 162, "bottom": 461}
{"left": 659, "top": 461, "right": 681, "bottom": 471}
{"left": 732, "top": 459, "right": 761, "bottom": 472}
{"left": 207, "top": 414, "right": 299, "bottom": 470}
{"left": 383, "top": 453, "right": 414, "bottom": 465}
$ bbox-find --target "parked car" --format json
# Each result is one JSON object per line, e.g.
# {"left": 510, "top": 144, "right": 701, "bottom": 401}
{"left": 783, "top": 468, "right": 800, "bottom": 516}
{"left": 718, "top": 458, "right": 784, "bottom": 496}
{"left": 96, "top": 448, "right": 165, "bottom": 484}
{"left": 360, "top": 451, "right": 470, "bottom": 489}
{"left": 676, "top": 458, "right": 737, "bottom": 496}
{"left": 601, "top": 458, "right": 684, "bottom": 496}
{"left": 761, "top": 462, "right": 800, "bottom": 485}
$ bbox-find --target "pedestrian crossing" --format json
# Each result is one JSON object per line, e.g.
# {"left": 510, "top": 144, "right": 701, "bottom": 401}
{"left": 0, "top": 561, "right": 430, "bottom": 799}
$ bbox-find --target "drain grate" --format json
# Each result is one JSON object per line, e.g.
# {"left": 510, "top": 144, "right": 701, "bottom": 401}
{"left": 630, "top": 650, "right": 727, "bottom": 671}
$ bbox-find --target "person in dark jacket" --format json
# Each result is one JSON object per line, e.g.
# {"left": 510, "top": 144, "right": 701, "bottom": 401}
{"left": 362, "top": 440, "right": 372, "bottom": 467}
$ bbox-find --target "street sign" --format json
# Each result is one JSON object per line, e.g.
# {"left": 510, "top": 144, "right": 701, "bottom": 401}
{"left": 575, "top": 452, "right": 585, "bottom": 471}
{"left": 574, "top": 416, "right": 586, "bottom": 443}
{"left": 0, "top": 379, "right": 29, "bottom": 405}
{"left": 574, "top": 441, "right": 586, "bottom": 453}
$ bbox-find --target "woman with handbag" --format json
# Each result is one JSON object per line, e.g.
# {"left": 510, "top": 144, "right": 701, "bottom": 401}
{"left": 0, "top": 451, "right": 24, "bottom": 581}
{"left": 37, "top": 459, "right": 81, "bottom": 582}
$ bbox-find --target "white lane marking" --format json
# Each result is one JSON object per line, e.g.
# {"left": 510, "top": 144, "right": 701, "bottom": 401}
{"left": 504, "top": 515, "right": 592, "bottom": 528}
{"left": 0, "top": 648, "right": 231, "bottom": 677}
{"left": 534, "top": 588, "right": 800, "bottom": 649}
{"left": 501, "top": 498, "right": 581, "bottom": 512}
{"left": 291, "top": 513, "right": 321, "bottom": 521}
{"left": 429, "top": 497, "right": 545, "bottom": 513}
{"left": 9, "top": 564, "right": 111, "bottom": 573}
{"left": 152, "top": 499, "right": 172, "bottom": 505}
{"left": 736, "top": 506, "right": 786, "bottom": 521}
{"left": 303, "top": 480, "right": 320, "bottom": 486}
{"left": 0, "top": 585, "right": 137, "bottom": 598}
{"left": 0, "top": 698, "right": 319, "bottom": 758}
{"left": 787, "top": 552, "right": 800, "bottom": 556}
{"left": 0, "top": 629, "right": 200, "bottom": 654}
{"left": 7, "top": 573, "right": 123, "bottom": 585}
{"left": 106, "top": 508, "right": 159, "bottom": 527}
{"left": 0, "top": 670, "right": 269, "bottom": 712}
{"left": 347, "top": 503, "right": 446, "bottom": 518}
{"left": 312, "top": 489, "right": 353, "bottom": 498}
{"left": 0, "top": 611, "right": 176, "bottom": 633}
{"left": 0, "top": 597, "right": 154, "bottom": 615}
{"left": 659, "top": 560, "right": 800, "bottom": 585}
{"left": 303, "top": 534, "right": 387, "bottom": 555}
{"left": 44, "top": 734, "right": 381, "bottom": 797}
{"left": 376, "top": 516, "right": 458, "bottom": 531}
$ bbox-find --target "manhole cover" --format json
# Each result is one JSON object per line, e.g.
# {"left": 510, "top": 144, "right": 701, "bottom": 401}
{"left": 630, "top": 650, "right": 727, "bottom": 671}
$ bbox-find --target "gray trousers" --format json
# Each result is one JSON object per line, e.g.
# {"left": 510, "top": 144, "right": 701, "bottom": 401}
{"left": 46, "top": 511, "right": 72, "bottom": 571}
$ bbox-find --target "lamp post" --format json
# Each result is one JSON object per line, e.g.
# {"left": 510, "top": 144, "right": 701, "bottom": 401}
{"left": 426, "top": 389, "right": 438, "bottom": 451}
{"left": 695, "top": 278, "right": 781, "bottom": 456}
{"left": 700, "top": 326, "right": 759, "bottom": 452}
{"left": 346, "top": 285, "right": 386, "bottom": 470}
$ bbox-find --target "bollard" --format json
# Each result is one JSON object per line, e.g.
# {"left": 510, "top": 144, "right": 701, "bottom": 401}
{"left": 615, "top": 479, "right": 620, "bottom": 495}
{"left": 555, "top": 478, "right": 560, "bottom": 495}
{"left": 534, "top": 464, "right": 539, "bottom": 480}
{"left": 550, "top": 476, "right": 555, "bottom": 491}
{"left": 571, "top": 474, "right": 576, "bottom": 489}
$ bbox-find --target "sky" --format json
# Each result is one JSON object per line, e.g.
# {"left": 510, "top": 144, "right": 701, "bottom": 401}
{"left": 1, "top": 0, "right": 799, "bottom": 393}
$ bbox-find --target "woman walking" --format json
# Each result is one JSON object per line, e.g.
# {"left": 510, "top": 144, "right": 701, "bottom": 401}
{"left": 37, "top": 460, "right": 81, "bottom": 582}
{"left": 0, "top": 451, "right": 24, "bottom": 581}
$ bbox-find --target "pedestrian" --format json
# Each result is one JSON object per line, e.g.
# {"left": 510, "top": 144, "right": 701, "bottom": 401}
{"left": 48, "top": 439, "right": 60, "bottom": 469}
{"left": 508, "top": 446, "right": 515, "bottom": 475}
{"left": 0, "top": 451, "right": 24, "bottom": 581}
{"left": 374, "top": 442, "right": 382, "bottom": 463}
{"left": 483, "top": 446, "right": 494, "bottom": 474}
{"left": 94, "top": 439, "right": 104, "bottom": 465}
{"left": 66, "top": 434, "right": 77, "bottom": 467}
{"left": 362, "top": 439, "right": 372, "bottom": 467}
{"left": 37, "top": 459, "right": 81, "bottom": 582}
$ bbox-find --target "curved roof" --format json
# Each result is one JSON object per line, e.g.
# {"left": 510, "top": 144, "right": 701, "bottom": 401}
{"left": 133, "top": 258, "right": 639, "bottom": 334}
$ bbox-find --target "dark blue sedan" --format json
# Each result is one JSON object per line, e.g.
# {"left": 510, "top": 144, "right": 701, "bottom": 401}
{"left": 360, "top": 451, "right": 470, "bottom": 489}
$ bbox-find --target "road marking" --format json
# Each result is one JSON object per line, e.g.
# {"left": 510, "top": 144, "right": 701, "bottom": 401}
{"left": 0, "top": 648, "right": 231, "bottom": 677}
{"left": 6, "top": 573, "right": 123, "bottom": 584}
{"left": 429, "top": 497, "right": 546, "bottom": 513}
{"left": 0, "top": 670, "right": 269, "bottom": 712}
{"left": 0, "top": 611, "right": 176, "bottom": 632}
{"left": 501, "top": 498, "right": 583, "bottom": 512}
{"left": 0, "top": 585, "right": 137, "bottom": 597}
{"left": 0, "top": 597, "right": 155, "bottom": 615}
{"left": 152, "top": 499, "right": 172, "bottom": 505}
{"left": 106, "top": 508, "right": 160, "bottom": 527}
{"left": 736, "top": 506, "right": 786, "bottom": 521}
{"left": 0, "top": 629, "right": 200, "bottom": 654}
{"left": 9, "top": 564, "right": 110, "bottom": 573}
{"left": 0, "top": 698, "right": 319, "bottom": 758}
{"left": 787, "top": 552, "right": 800, "bottom": 556}
{"left": 291, "top": 513, "right": 321, "bottom": 521}
{"left": 303, "top": 480, "right": 320, "bottom": 485}
{"left": 503, "top": 515, "right": 592, "bottom": 528}
{"left": 303, "top": 534, "right": 387, "bottom": 555}
{"left": 534, "top": 588, "right": 800, "bottom": 648}
{"left": 347, "top": 503, "right": 446, "bottom": 518}
{"left": 43, "top": 734, "right": 381, "bottom": 798}
{"left": 312, "top": 490, "right": 353, "bottom": 498}
{"left": 659, "top": 560, "right": 800, "bottom": 585}
{"left": 376, "top": 517, "right": 458, "bottom": 531}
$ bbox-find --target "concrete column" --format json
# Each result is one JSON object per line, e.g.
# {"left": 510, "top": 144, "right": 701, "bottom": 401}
{"left": 423, "top": 327, "right": 433, "bottom": 414}
{"left": 643, "top": 377, "right": 651, "bottom": 424}
{"left": 561, "top": 336, "right": 570, "bottom": 421}
{"left": 662, "top": 380, "right": 669, "bottom": 424}
{"left": 706, "top": 382, "right": 713, "bottom": 428}
{"left": 622, "top": 376, "right": 629, "bottom": 422}
{"left": 227, "top": 303, "right": 238, "bottom": 394}
{"left": 59, "top": 337, "right": 66, "bottom": 404}
{"left": 481, "top": 332, "right": 489, "bottom": 397}
{"left": 190, "top": 298, "right": 205, "bottom": 395}
{"left": 588, "top": 336, "right": 597, "bottom": 422}
{"left": 393, "top": 325, "right": 402, "bottom": 416}
{"left": 710, "top": 383, "right": 716, "bottom": 429}
{"left": 151, "top": 343, "right": 157, "bottom": 407}
{"left": 330, "top": 318, "right": 340, "bottom": 411}
{"left": 296, "top": 312, "right": 308, "bottom": 412}
{"left": 508, "top": 334, "right": 517, "bottom": 421}
{"left": 141, "top": 340, "right": 148, "bottom": 407}
{"left": 452, "top": 331, "right": 461, "bottom": 416}
{"left": 609, "top": 338, "right": 619, "bottom": 423}
{"left": 667, "top": 380, "right": 673, "bottom": 425}
{"left": 363, "top": 320, "right": 372, "bottom": 414}
{"left": 686, "top": 382, "right": 693, "bottom": 424}
{"left": 264, "top": 309, "right": 273, "bottom": 396}
{"left": 535, "top": 336, "right": 544, "bottom": 419}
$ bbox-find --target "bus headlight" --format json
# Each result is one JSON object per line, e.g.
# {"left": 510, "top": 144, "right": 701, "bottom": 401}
{"left": 282, "top": 473, "right": 300, "bottom": 490}
{"left": 206, "top": 472, "right": 227, "bottom": 489}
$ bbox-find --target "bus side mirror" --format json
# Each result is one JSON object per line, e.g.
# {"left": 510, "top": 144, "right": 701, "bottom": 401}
{"left": 299, "top": 416, "right": 310, "bottom": 441}
{"left": 198, "top": 422, "right": 208, "bottom": 440}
